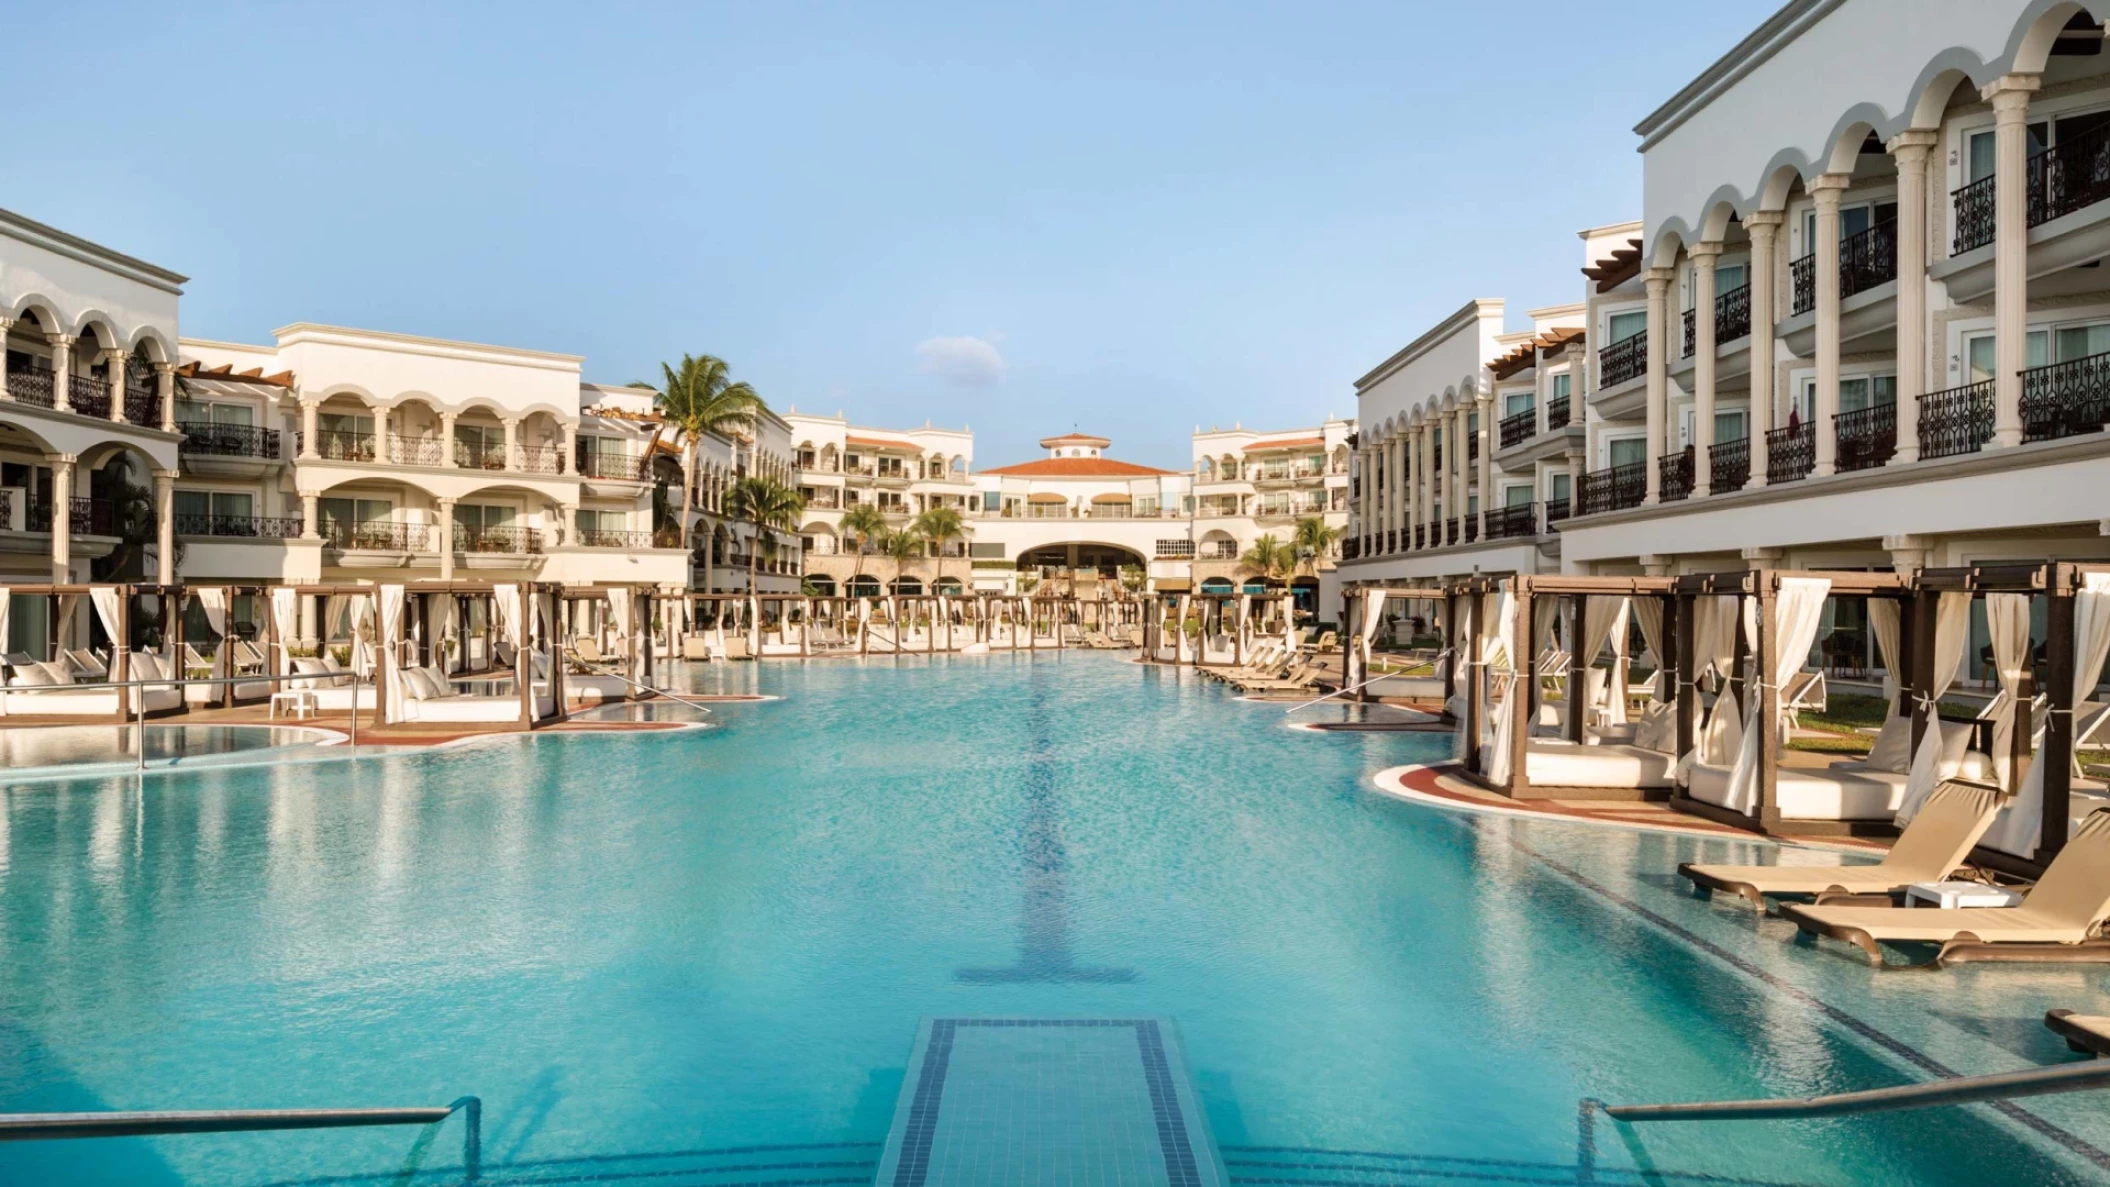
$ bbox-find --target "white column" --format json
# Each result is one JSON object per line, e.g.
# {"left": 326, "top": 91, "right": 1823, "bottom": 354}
{"left": 1388, "top": 433, "right": 1404, "bottom": 550}
{"left": 1452, "top": 405, "right": 1469, "bottom": 542}
{"left": 1811, "top": 172, "right": 1850, "bottom": 477}
{"left": 1889, "top": 131, "right": 1937, "bottom": 465}
{"left": 436, "top": 497, "right": 456, "bottom": 580}
{"left": 1745, "top": 212, "right": 1782, "bottom": 487}
{"left": 0, "top": 317, "right": 12, "bottom": 401}
{"left": 503, "top": 417, "right": 521, "bottom": 470}
{"left": 441, "top": 411, "right": 459, "bottom": 467}
{"left": 156, "top": 362, "right": 176, "bottom": 432}
{"left": 48, "top": 335, "right": 73, "bottom": 413}
{"left": 1690, "top": 242, "right": 1720, "bottom": 496}
{"left": 1475, "top": 393, "right": 1492, "bottom": 536}
{"left": 101, "top": 350, "right": 126, "bottom": 422}
{"left": 1417, "top": 424, "right": 1433, "bottom": 547}
{"left": 1642, "top": 268, "right": 1672, "bottom": 503}
{"left": 374, "top": 404, "right": 392, "bottom": 464}
{"left": 154, "top": 470, "right": 176, "bottom": 585}
{"left": 560, "top": 501, "right": 579, "bottom": 546}
{"left": 48, "top": 453, "right": 74, "bottom": 583}
{"left": 300, "top": 492, "right": 320, "bottom": 540}
{"left": 562, "top": 422, "right": 579, "bottom": 474}
{"left": 1986, "top": 73, "right": 2041, "bottom": 449}
{"left": 300, "top": 400, "right": 320, "bottom": 459}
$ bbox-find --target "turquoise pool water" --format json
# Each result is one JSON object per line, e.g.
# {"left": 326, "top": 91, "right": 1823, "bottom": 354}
{"left": 3, "top": 652, "right": 2109, "bottom": 1185}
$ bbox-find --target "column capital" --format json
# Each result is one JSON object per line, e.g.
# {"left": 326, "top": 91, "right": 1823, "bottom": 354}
{"left": 1809, "top": 171, "right": 1854, "bottom": 200}
{"left": 1689, "top": 240, "right": 1724, "bottom": 262}
{"left": 44, "top": 451, "right": 78, "bottom": 465}
{"left": 153, "top": 360, "right": 176, "bottom": 375}
{"left": 1885, "top": 128, "right": 1939, "bottom": 156}
{"left": 99, "top": 346, "right": 127, "bottom": 363}
{"left": 1642, "top": 266, "right": 1675, "bottom": 292}
{"left": 1981, "top": 73, "right": 2042, "bottom": 110}
{"left": 45, "top": 332, "right": 74, "bottom": 346}
{"left": 436, "top": 496, "right": 456, "bottom": 508}
{"left": 153, "top": 468, "right": 179, "bottom": 482}
{"left": 1743, "top": 209, "right": 1785, "bottom": 232}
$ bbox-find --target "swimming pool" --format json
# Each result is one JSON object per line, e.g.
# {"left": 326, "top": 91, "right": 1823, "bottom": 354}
{"left": 0, "top": 723, "right": 334, "bottom": 780}
{"left": 2, "top": 652, "right": 2107, "bottom": 1185}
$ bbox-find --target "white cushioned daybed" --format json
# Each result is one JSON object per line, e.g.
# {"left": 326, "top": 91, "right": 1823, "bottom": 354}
{"left": 2, "top": 652, "right": 183, "bottom": 716}
{"left": 1684, "top": 715, "right": 1980, "bottom": 822}
{"left": 1525, "top": 738, "right": 1676, "bottom": 789}
{"left": 289, "top": 656, "right": 375, "bottom": 710}
{"left": 396, "top": 660, "right": 555, "bottom": 723}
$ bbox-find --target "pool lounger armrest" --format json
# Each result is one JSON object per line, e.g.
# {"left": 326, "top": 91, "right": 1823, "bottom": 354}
{"left": 1677, "top": 862, "right": 1877, "bottom": 912}
{"left": 1777, "top": 904, "right": 2110, "bottom": 968}
{"left": 1677, "top": 863, "right": 1771, "bottom": 910}
{"left": 2046, "top": 1009, "right": 2110, "bottom": 1056}
{"left": 1775, "top": 902, "right": 1893, "bottom": 965}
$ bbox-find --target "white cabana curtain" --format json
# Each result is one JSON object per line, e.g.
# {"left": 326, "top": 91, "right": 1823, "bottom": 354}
{"left": 1986, "top": 593, "right": 2032, "bottom": 785}
{"left": 378, "top": 584, "right": 406, "bottom": 723}
{"left": 1631, "top": 599, "right": 1664, "bottom": 677}
{"left": 437, "top": 595, "right": 460, "bottom": 674}
{"left": 0, "top": 588, "right": 8, "bottom": 715}
{"left": 1694, "top": 595, "right": 1738, "bottom": 686}
{"left": 749, "top": 595, "right": 761, "bottom": 654}
{"left": 1175, "top": 595, "right": 1192, "bottom": 663}
{"left": 1579, "top": 596, "right": 1630, "bottom": 727}
{"left": 196, "top": 588, "right": 229, "bottom": 679}
{"left": 1722, "top": 578, "right": 1832, "bottom": 815}
{"left": 270, "top": 588, "right": 299, "bottom": 661}
{"left": 1896, "top": 592, "right": 1974, "bottom": 823}
{"left": 89, "top": 587, "right": 122, "bottom": 660}
{"left": 1483, "top": 591, "right": 1519, "bottom": 784}
{"left": 1868, "top": 598, "right": 1902, "bottom": 712}
{"left": 1357, "top": 589, "right": 1387, "bottom": 680}
{"left": 494, "top": 584, "right": 524, "bottom": 653}
{"left": 606, "top": 587, "right": 632, "bottom": 655}
{"left": 1986, "top": 574, "right": 2110, "bottom": 856}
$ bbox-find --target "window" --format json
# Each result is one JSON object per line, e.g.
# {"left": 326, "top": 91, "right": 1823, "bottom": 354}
{"left": 1714, "top": 408, "right": 1747, "bottom": 445}
{"left": 1550, "top": 373, "right": 1570, "bottom": 401}
{"left": 1839, "top": 376, "right": 1896, "bottom": 413}
{"left": 1803, "top": 200, "right": 1898, "bottom": 250}
{"left": 317, "top": 411, "right": 372, "bottom": 436}
{"left": 2056, "top": 322, "right": 2110, "bottom": 362}
{"left": 1608, "top": 310, "right": 1647, "bottom": 343}
{"left": 454, "top": 503, "right": 517, "bottom": 531}
{"left": 1503, "top": 485, "right": 1533, "bottom": 507}
{"left": 1550, "top": 473, "right": 1571, "bottom": 501}
{"left": 575, "top": 508, "right": 626, "bottom": 535}
{"left": 981, "top": 490, "right": 1001, "bottom": 512}
{"left": 1503, "top": 389, "right": 1533, "bottom": 417}
{"left": 1607, "top": 437, "right": 1646, "bottom": 468}
{"left": 1967, "top": 119, "right": 2060, "bottom": 184}
{"left": 1966, "top": 330, "right": 2050, "bottom": 383}
{"left": 317, "top": 497, "right": 391, "bottom": 532}
{"left": 1715, "top": 262, "right": 1748, "bottom": 294}
{"left": 174, "top": 490, "right": 253, "bottom": 520}
{"left": 175, "top": 400, "right": 254, "bottom": 426}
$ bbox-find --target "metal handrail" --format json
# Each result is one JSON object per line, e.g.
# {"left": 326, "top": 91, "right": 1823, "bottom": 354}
{"left": 1, "top": 664, "right": 373, "bottom": 766}
{"left": 1594, "top": 1060, "right": 2110, "bottom": 1122}
{"left": 0, "top": 1096, "right": 481, "bottom": 1179}
{"left": 1285, "top": 647, "right": 1449, "bottom": 714}
{"left": 564, "top": 648, "right": 714, "bottom": 715}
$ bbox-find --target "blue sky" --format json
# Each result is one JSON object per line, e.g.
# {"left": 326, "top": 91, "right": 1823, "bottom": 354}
{"left": 12, "top": 1, "right": 1773, "bottom": 468}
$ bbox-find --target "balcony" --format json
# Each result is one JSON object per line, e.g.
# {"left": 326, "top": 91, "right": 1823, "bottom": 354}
{"left": 1542, "top": 496, "right": 1571, "bottom": 529}
{"left": 1841, "top": 220, "right": 1897, "bottom": 300}
{"left": 303, "top": 430, "right": 377, "bottom": 462}
{"left": 1576, "top": 462, "right": 1645, "bottom": 516}
{"left": 2022, "top": 349, "right": 2110, "bottom": 445}
{"left": 1483, "top": 504, "right": 1537, "bottom": 540}
{"left": 520, "top": 446, "right": 564, "bottom": 474}
{"left": 1499, "top": 408, "right": 1535, "bottom": 449}
{"left": 1716, "top": 282, "right": 1751, "bottom": 343}
{"left": 1789, "top": 253, "right": 1814, "bottom": 317}
{"left": 1546, "top": 394, "right": 1571, "bottom": 432}
{"left": 1955, "top": 121, "right": 2110, "bottom": 254}
{"left": 1658, "top": 448, "right": 1694, "bottom": 503}
{"left": 323, "top": 521, "right": 426, "bottom": 551}
{"left": 1835, "top": 403, "right": 1897, "bottom": 473}
{"left": 179, "top": 421, "right": 281, "bottom": 459}
{"left": 175, "top": 513, "right": 302, "bottom": 538}
{"left": 124, "top": 383, "right": 158, "bottom": 425}
{"left": 26, "top": 497, "right": 117, "bottom": 535}
{"left": 1598, "top": 333, "right": 1646, "bottom": 389}
{"left": 69, "top": 374, "right": 111, "bottom": 418}
{"left": 454, "top": 524, "right": 542, "bottom": 555}
{"left": 1764, "top": 422, "right": 1815, "bottom": 485}
{"left": 575, "top": 444, "right": 643, "bottom": 480}
{"left": 1340, "top": 537, "right": 1360, "bottom": 561}
{"left": 6, "top": 366, "right": 55, "bottom": 408}
{"left": 1918, "top": 379, "right": 1995, "bottom": 460}
{"left": 454, "top": 440, "right": 507, "bottom": 470}
{"left": 1710, "top": 436, "right": 1750, "bottom": 494}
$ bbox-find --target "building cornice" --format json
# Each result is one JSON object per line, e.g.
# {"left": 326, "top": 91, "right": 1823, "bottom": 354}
{"left": 1633, "top": 0, "right": 1843, "bottom": 151}
{"left": 1353, "top": 299, "right": 1503, "bottom": 392}
{"left": 271, "top": 322, "right": 585, "bottom": 370}
{"left": 0, "top": 205, "right": 187, "bottom": 293}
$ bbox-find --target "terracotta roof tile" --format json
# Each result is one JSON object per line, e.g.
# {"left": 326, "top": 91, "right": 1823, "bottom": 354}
{"left": 980, "top": 457, "right": 1176, "bottom": 478}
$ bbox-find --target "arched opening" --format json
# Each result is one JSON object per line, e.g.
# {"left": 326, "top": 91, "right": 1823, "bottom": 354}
{"left": 1290, "top": 576, "right": 1320, "bottom": 617}
{"left": 933, "top": 576, "right": 964, "bottom": 595}
{"left": 1014, "top": 542, "right": 1144, "bottom": 582}
{"left": 805, "top": 574, "right": 838, "bottom": 597}
{"left": 889, "top": 576, "right": 924, "bottom": 595}
{"left": 847, "top": 575, "right": 881, "bottom": 599}
{"left": 1199, "top": 577, "right": 1235, "bottom": 594}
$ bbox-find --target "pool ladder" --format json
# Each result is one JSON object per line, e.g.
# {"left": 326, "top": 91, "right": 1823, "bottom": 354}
{"left": 0, "top": 1096, "right": 482, "bottom": 1180}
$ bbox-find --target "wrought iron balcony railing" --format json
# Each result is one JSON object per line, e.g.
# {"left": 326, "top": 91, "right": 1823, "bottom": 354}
{"left": 302, "top": 431, "right": 377, "bottom": 462}
{"left": 124, "top": 383, "right": 158, "bottom": 425}
{"left": 1541, "top": 496, "right": 1570, "bottom": 530}
{"left": 1841, "top": 219, "right": 1898, "bottom": 300}
{"left": 174, "top": 513, "right": 303, "bottom": 538}
{"left": 1953, "top": 174, "right": 1996, "bottom": 253}
{"left": 323, "top": 521, "right": 426, "bottom": 550}
{"left": 5, "top": 366, "right": 56, "bottom": 407}
{"left": 1681, "top": 307, "right": 1695, "bottom": 359}
{"left": 575, "top": 443, "right": 644, "bottom": 479}
{"left": 2021, "top": 349, "right": 2110, "bottom": 445}
{"left": 1499, "top": 408, "right": 1535, "bottom": 449}
{"left": 520, "top": 445, "right": 564, "bottom": 474}
{"left": 1599, "top": 332, "right": 1647, "bottom": 388}
{"left": 454, "top": 524, "right": 542, "bottom": 554}
{"left": 1716, "top": 282, "right": 1751, "bottom": 343}
{"left": 1765, "top": 422, "right": 1815, "bottom": 484}
{"left": 1484, "top": 504, "right": 1537, "bottom": 540}
{"left": 2032, "top": 119, "right": 2110, "bottom": 230}
{"left": 27, "top": 497, "right": 119, "bottom": 535}
{"left": 454, "top": 440, "right": 507, "bottom": 470}
{"left": 1576, "top": 461, "right": 1646, "bottom": 516}
{"left": 1918, "top": 379, "right": 1995, "bottom": 459}
{"left": 1835, "top": 402, "right": 1898, "bottom": 472}
{"left": 69, "top": 374, "right": 112, "bottom": 418}
{"left": 1546, "top": 394, "right": 1571, "bottom": 431}
{"left": 1658, "top": 447, "right": 1694, "bottom": 502}
{"left": 1790, "top": 252, "right": 1815, "bottom": 316}
{"left": 179, "top": 421, "right": 281, "bottom": 459}
{"left": 1710, "top": 436, "right": 1750, "bottom": 494}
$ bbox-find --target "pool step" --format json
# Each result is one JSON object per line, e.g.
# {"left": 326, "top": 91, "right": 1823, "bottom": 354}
{"left": 874, "top": 1017, "right": 1226, "bottom": 1187}
{"left": 454, "top": 1141, "right": 882, "bottom": 1185}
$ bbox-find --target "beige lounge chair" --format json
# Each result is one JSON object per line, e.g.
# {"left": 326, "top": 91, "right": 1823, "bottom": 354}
{"left": 2046, "top": 1009, "right": 2110, "bottom": 1057}
{"left": 1778, "top": 809, "right": 2110, "bottom": 967}
{"left": 1239, "top": 662, "right": 1318, "bottom": 694}
{"left": 1679, "top": 780, "right": 2004, "bottom": 909}
{"left": 572, "top": 637, "right": 606, "bottom": 664}
{"left": 681, "top": 635, "right": 713, "bottom": 660}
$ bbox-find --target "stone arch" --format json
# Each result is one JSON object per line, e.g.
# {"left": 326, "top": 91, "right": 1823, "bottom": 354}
{"left": 2011, "top": 1, "right": 2099, "bottom": 75}
{"left": 9, "top": 295, "right": 64, "bottom": 334}
{"left": 1649, "top": 225, "right": 1688, "bottom": 270}
{"left": 69, "top": 311, "right": 122, "bottom": 352}
{"left": 1908, "top": 61, "right": 1989, "bottom": 131}
{"left": 1698, "top": 196, "right": 1743, "bottom": 245}
{"left": 1820, "top": 109, "right": 1887, "bottom": 176}
{"left": 125, "top": 325, "right": 174, "bottom": 363}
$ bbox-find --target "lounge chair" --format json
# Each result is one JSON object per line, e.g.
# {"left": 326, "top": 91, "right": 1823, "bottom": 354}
{"left": 63, "top": 648, "right": 108, "bottom": 680}
{"left": 681, "top": 635, "right": 713, "bottom": 660}
{"left": 1239, "top": 662, "right": 1318, "bottom": 694}
{"left": 1678, "top": 780, "right": 2004, "bottom": 909}
{"left": 2047, "top": 1009, "right": 2110, "bottom": 1057}
{"left": 573, "top": 637, "right": 606, "bottom": 664}
{"left": 1778, "top": 809, "right": 2110, "bottom": 967}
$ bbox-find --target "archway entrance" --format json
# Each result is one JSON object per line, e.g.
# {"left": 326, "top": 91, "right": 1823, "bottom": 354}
{"left": 1015, "top": 542, "right": 1144, "bottom": 580}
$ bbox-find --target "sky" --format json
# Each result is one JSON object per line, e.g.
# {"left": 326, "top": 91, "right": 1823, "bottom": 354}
{"left": 10, "top": 1, "right": 1775, "bottom": 469}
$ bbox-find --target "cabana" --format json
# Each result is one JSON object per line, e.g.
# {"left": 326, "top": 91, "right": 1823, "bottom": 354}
{"left": 1340, "top": 582, "right": 1449, "bottom": 703}
{"left": 1452, "top": 576, "right": 1678, "bottom": 800}
{"left": 1900, "top": 563, "right": 2110, "bottom": 876}
{"left": 0, "top": 583, "right": 184, "bottom": 720}
{"left": 562, "top": 584, "right": 656, "bottom": 700}
{"left": 178, "top": 585, "right": 276, "bottom": 707}
{"left": 373, "top": 581, "right": 563, "bottom": 726}
{"left": 1671, "top": 569, "right": 1917, "bottom": 837}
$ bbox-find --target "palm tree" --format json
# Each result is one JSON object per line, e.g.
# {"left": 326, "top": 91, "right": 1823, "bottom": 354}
{"left": 1240, "top": 533, "right": 1295, "bottom": 587}
{"left": 880, "top": 525, "right": 926, "bottom": 594}
{"left": 724, "top": 476, "right": 806, "bottom": 593}
{"left": 912, "top": 505, "right": 965, "bottom": 595}
{"left": 840, "top": 503, "right": 888, "bottom": 591}
{"left": 650, "top": 354, "right": 764, "bottom": 549}
{"left": 1291, "top": 516, "right": 1339, "bottom": 578}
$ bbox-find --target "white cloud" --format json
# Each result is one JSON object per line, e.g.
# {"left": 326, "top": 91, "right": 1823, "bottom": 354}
{"left": 915, "top": 334, "right": 1005, "bottom": 388}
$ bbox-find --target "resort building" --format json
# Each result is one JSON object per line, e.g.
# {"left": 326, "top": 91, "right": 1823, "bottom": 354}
{"left": 1334, "top": 0, "right": 2110, "bottom": 610}
{"left": 789, "top": 420, "right": 1354, "bottom": 606}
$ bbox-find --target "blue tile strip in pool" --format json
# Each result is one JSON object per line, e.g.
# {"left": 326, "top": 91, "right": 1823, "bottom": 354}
{"left": 876, "top": 1017, "right": 1224, "bottom": 1187}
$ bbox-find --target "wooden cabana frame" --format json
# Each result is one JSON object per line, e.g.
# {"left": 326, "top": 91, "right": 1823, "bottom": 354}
{"left": 1337, "top": 581, "right": 1449, "bottom": 703}
{"left": 1666, "top": 568, "right": 1915, "bottom": 838}
{"left": 0, "top": 582, "right": 186, "bottom": 723}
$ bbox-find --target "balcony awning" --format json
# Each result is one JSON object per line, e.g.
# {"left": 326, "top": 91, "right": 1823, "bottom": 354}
{"left": 1027, "top": 493, "right": 1069, "bottom": 504}
{"left": 1152, "top": 578, "right": 1192, "bottom": 591}
{"left": 1089, "top": 493, "right": 1132, "bottom": 503}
